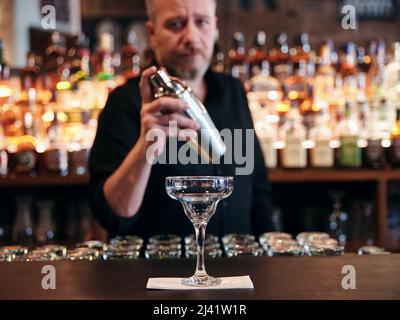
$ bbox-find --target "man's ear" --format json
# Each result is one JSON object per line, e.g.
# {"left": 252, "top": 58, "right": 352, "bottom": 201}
{"left": 146, "top": 21, "right": 156, "bottom": 49}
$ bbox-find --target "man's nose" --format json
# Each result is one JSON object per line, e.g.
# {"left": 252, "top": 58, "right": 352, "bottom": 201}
{"left": 181, "top": 20, "right": 201, "bottom": 46}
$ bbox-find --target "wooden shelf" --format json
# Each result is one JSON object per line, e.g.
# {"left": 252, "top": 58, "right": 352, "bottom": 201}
{"left": 0, "top": 169, "right": 398, "bottom": 251}
{"left": 0, "top": 174, "right": 89, "bottom": 187}
{"left": 269, "top": 168, "right": 400, "bottom": 183}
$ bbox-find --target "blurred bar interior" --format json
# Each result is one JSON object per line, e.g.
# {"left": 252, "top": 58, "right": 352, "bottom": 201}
{"left": 0, "top": 0, "right": 400, "bottom": 257}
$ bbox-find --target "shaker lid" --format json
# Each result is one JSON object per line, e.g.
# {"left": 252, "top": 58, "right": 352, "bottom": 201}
{"left": 149, "top": 67, "right": 186, "bottom": 96}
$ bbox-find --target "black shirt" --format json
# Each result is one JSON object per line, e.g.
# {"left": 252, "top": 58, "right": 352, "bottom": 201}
{"left": 89, "top": 69, "right": 274, "bottom": 239}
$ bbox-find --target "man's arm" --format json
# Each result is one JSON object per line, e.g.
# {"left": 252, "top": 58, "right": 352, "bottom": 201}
{"left": 91, "top": 67, "right": 199, "bottom": 220}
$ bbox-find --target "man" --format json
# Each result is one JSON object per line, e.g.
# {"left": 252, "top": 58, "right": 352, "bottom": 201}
{"left": 89, "top": 0, "right": 273, "bottom": 239}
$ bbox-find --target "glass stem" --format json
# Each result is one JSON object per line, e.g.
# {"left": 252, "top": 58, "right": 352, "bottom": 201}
{"left": 194, "top": 222, "right": 207, "bottom": 278}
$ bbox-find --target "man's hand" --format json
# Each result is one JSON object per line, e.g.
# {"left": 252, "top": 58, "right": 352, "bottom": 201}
{"left": 137, "top": 66, "right": 199, "bottom": 160}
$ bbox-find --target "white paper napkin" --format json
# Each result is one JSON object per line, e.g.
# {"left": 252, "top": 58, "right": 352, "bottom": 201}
{"left": 146, "top": 276, "right": 254, "bottom": 290}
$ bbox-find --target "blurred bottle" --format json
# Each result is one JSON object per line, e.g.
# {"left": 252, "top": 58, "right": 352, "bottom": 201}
{"left": 12, "top": 196, "right": 35, "bottom": 247}
{"left": 248, "top": 31, "right": 269, "bottom": 78}
{"left": 9, "top": 89, "right": 40, "bottom": 176}
{"left": 44, "top": 108, "right": 68, "bottom": 176}
{"left": 313, "top": 42, "right": 336, "bottom": 105}
{"left": 0, "top": 39, "right": 10, "bottom": 81}
{"left": 329, "top": 191, "right": 348, "bottom": 246}
{"left": 271, "top": 207, "right": 283, "bottom": 232}
{"left": 290, "top": 33, "right": 311, "bottom": 67}
{"left": 21, "top": 52, "right": 40, "bottom": 91}
{"left": 69, "top": 111, "right": 93, "bottom": 176}
{"left": 228, "top": 32, "right": 249, "bottom": 82}
{"left": 269, "top": 33, "right": 292, "bottom": 83}
{"left": 211, "top": 43, "right": 225, "bottom": 74}
{"left": 43, "top": 32, "right": 66, "bottom": 90}
{"left": 246, "top": 59, "right": 282, "bottom": 122}
{"left": 309, "top": 109, "right": 334, "bottom": 168}
{"left": 280, "top": 101, "right": 307, "bottom": 168}
{"left": 368, "top": 40, "right": 387, "bottom": 105}
{"left": 363, "top": 102, "right": 386, "bottom": 169}
{"left": 283, "top": 59, "right": 313, "bottom": 130}
{"left": 254, "top": 118, "right": 278, "bottom": 169}
{"left": 386, "top": 42, "right": 400, "bottom": 111}
{"left": 35, "top": 200, "right": 57, "bottom": 244}
{"left": 340, "top": 42, "right": 358, "bottom": 104}
{"left": 93, "top": 33, "right": 117, "bottom": 110}
{"left": 356, "top": 46, "right": 372, "bottom": 102}
{"left": 0, "top": 124, "right": 8, "bottom": 177}
{"left": 389, "top": 109, "right": 400, "bottom": 167}
{"left": 121, "top": 30, "right": 141, "bottom": 81}
{"left": 337, "top": 103, "right": 362, "bottom": 168}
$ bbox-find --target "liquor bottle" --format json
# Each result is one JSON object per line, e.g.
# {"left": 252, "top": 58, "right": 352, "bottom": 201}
{"left": 211, "top": 43, "right": 225, "bottom": 74}
{"left": 228, "top": 32, "right": 249, "bottom": 82}
{"left": 340, "top": 42, "right": 358, "bottom": 104}
{"left": 20, "top": 52, "right": 40, "bottom": 91}
{"left": 386, "top": 42, "right": 400, "bottom": 114}
{"left": 309, "top": 109, "right": 334, "bottom": 168}
{"left": 0, "top": 39, "right": 10, "bottom": 81}
{"left": 246, "top": 60, "right": 282, "bottom": 122}
{"left": 68, "top": 34, "right": 84, "bottom": 78}
{"left": 93, "top": 32, "right": 117, "bottom": 109}
{"left": 389, "top": 109, "right": 400, "bottom": 167}
{"left": 35, "top": 200, "right": 57, "bottom": 244}
{"left": 386, "top": 42, "right": 400, "bottom": 89}
{"left": 269, "top": 33, "right": 292, "bottom": 83}
{"left": 313, "top": 42, "right": 336, "bottom": 105}
{"left": 0, "top": 124, "right": 7, "bottom": 177}
{"left": 290, "top": 33, "right": 311, "bottom": 67}
{"left": 283, "top": 60, "right": 313, "bottom": 130}
{"left": 11, "top": 88, "right": 40, "bottom": 176}
{"left": 368, "top": 40, "right": 386, "bottom": 105}
{"left": 363, "top": 102, "right": 386, "bottom": 169}
{"left": 280, "top": 101, "right": 307, "bottom": 168}
{"left": 69, "top": 111, "right": 94, "bottom": 176}
{"left": 56, "top": 62, "right": 74, "bottom": 123}
{"left": 337, "top": 102, "right": 362, "bottom": 168}
{"left": 254, "top": 118, "right": 278, "bottom": 169}
{"left": 44, "top": 107, "right": 68, "bottom": 176}
{"left": 12, "top": 196, "right": 35, "bottom": 247}
{"left": 248, "top": 31, "right": 269, "bottom": 78}
{"left": 43, "top": 32, "right": 66, "bottom": 90}
{"left": 121, "top": 30, "right": 141, "bottom": 81}
{"left": 376, "top": 97, "right": 392, "bottom": 145}
{"left": 0, "top": 41, "right": 21, "bottom": 138}
{"left": 75, "top": 45, "right": 96, "bottom": 113}
{"left": 357, "top": 46, "right": 372, "bottom": 102}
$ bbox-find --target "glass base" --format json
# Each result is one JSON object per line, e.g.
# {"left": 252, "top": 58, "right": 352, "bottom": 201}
{"left": 181, "top": 275, "right": 222, "bottom": 287}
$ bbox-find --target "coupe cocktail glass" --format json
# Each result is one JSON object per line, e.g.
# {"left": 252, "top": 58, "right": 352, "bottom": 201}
{"left": 166, "top": 176, "right": 234, "bottom": 287}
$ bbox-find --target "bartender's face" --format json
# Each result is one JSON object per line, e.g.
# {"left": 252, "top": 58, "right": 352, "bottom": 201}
{"left": 146, "top": 0, "right": 218, "bottom": 80}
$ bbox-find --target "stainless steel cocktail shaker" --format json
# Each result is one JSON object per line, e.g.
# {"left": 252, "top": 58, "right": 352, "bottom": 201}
{"left": 149, "top": 67, "right": 226, "bottom": 162}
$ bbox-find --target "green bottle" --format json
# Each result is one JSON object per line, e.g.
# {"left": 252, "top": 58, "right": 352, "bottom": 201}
{"left": 338, "top": 103, "right": 362, "bottom": 167}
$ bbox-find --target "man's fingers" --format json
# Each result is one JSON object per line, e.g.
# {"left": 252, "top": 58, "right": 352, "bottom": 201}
{"left": 139, "top": 66, "right": 158, "bottom": 104}
{"left": 157, "top": 113, "right": 199, "bottom": 131}
{"left": 143, "top": 97, "right": 189, "bottom": 114}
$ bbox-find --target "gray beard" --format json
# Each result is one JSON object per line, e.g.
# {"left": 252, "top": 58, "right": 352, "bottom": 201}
{"left": 165, "top": 57, "right": 211, "bottom": 81}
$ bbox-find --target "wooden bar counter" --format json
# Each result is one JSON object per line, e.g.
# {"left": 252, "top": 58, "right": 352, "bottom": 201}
{"left": 0, "top": 255, "right": 399, "bottom": 300}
